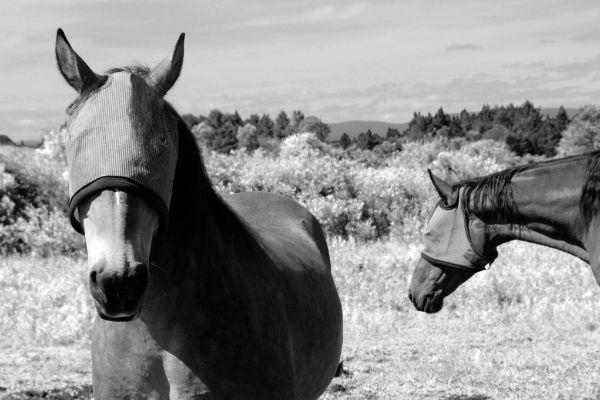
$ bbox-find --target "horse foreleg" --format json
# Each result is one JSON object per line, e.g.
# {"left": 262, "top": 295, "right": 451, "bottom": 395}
{"left": 92, "top": 318, "right": 171, "bottom": 399}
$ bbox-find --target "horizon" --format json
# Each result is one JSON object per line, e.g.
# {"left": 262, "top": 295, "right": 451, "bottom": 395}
{"left": 2, "top": 0, "right": 600, "bottom": 141}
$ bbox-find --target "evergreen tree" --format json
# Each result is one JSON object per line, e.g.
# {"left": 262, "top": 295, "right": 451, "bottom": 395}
{"left": 432, "top": 107, "right": 450, "bottom": 131}
{"left": 459, "top": 109, "right": 472, "bottom": 132}
{"left": 207, "top": 109, "right": 224, "bottom": 129}
{"left": 386, "top": 128, "right": 401, "bottom": 140}
{"left": 555, "top": 106, "right": 570, "bottom": 132}
{"left": 356, "top": 130, "right": 383, "bottom": 150}
{"left": 213, "top": 121, "right": 238, "bottom": 153}
{"left": 223, "top": 111, "right": 243, "bottom": 127}
{"left": 339, "top": 133, "right": 351, "bottom": 149}
{"left": 245, "top": 113, "right": 260, "bottom": 126}
{"left": 274, "top": 111, "right": 291, "bottom": 139}
{"left": 256, "top": 114, "right": 274, "bottom": 138}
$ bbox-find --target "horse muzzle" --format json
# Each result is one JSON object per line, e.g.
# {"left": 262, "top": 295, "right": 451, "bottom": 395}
{"left": 408, "top": 289, "right": 444, "bottom": 314}
{"left": 89, "top": 262, "right": 148, "bottom": 321}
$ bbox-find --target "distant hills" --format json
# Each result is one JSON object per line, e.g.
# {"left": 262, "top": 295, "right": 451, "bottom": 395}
{"left": 0, "top": 107, "right": 583, "bottom": 146}
{"left": 539, "top": 107, "right": 579, "bottom": 119}
{"left": 328, "top": 121, "right": 408, "bottom": 141}
{"left": 0, "top": 134, "right": 41, "bottom": 148}
{"left": 328, "top": 107, "right": 580, "bottom": 141}
{"left": 0, "top": 134, "right": 15, "bottom": 146}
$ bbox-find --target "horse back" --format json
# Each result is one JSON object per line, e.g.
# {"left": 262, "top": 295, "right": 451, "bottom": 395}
{"left": 223, "top": 191, "right": 332, "bottom": 274}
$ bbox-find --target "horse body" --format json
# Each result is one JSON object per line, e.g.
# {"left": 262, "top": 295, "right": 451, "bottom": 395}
{"left": 409, "top": 152, "right": 600, "bottom": 312}
{"left": 55, "top": 29, "right": 342, "bottom": 399}
{"left": 93, "top": 192, "right": 342, "bottom": 400}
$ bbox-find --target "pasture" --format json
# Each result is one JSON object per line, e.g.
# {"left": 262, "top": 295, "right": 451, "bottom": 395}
{"left": 2, "top": 133, "right": 600, "bottom": 398}
{"left": 2, "top": 240, "right": 600, "bottom": 399}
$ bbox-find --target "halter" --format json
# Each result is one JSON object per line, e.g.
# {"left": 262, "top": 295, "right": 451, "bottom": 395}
{"left": 421, "top": 188, "right": 497, "bottom": 271}
{"left": 65, "top": 72, "right": 179, "bottom": 234}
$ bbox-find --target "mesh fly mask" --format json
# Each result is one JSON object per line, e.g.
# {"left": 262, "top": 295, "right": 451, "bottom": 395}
{"left": 66, "top": 72, "right": 179, "bottom": 234}
{"left": 421, "top": 188, "right": 497, "bottom": 271}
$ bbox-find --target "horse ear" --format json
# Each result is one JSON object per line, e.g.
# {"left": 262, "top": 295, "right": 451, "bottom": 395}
{"left": 55, "top": 28, "right": 100, "bottom": 93}
{"left": 446, "top": 167, "right": 460, "bottom": 185}
{"left": 427, "top": 169, "right": 454, "bottom": 202}
{"left": 148, "top": 33, "right": 185, "bottom": 97}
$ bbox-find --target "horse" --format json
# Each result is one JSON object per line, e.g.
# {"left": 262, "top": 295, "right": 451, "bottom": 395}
{"left": 408, "top": 152, "right": 598, "bottom": 313}
{"left": 55, "top": 29, "right": 343, "bottom": 399}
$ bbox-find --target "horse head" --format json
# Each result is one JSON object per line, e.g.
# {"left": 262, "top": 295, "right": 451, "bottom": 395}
{"left": 408, "top": 169, "right": 497, "bottom": 313}
{"left": 55, "top": 29, "right": 184, "bottom": 321}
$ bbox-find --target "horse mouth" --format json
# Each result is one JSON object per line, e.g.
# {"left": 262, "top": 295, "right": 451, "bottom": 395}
{"left": 422, "top": 295, "right": 444, "bottom": 313}
{"left": 410, "top": 291, "right": 444, "bottom": 313}
{"left": 95, "top": 303, "right": 142, "bottom": 322}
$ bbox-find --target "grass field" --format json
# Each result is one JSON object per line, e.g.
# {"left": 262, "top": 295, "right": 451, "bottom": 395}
{"left": 2, "top": 239, "right": 600, "bottom": 399}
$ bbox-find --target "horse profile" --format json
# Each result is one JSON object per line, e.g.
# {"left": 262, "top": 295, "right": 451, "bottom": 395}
{"left": 409, "top": 153, "right": 598, "bottom": 313}
{"left": 55, "top": 29, "right": 342, "bottom": 399}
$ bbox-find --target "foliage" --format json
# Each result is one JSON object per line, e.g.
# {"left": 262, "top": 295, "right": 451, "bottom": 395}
{"left": 356, "top": 129, "right": 384, "bottom": 150}
{"left": 0, "top": 131, "right": 84, "bottom": 256}
{"left": 0, "top": 116, "right": 527, "bottom": 256}
{"left": 274, "top": 110, "right": 291, "bottom": 139}
{"left": 236, "top": 123, "right": 259, "bottom": 151}
{"left": 404, "top": 102, "right": 570, "bottom": 157}
{"left": 556, "top": 105, "right": 600, "bottom": 156}
{"left": 297, "top": 116, "right": 331, "bottom": 141}
{"left": 339, "top": 133, "right": 351, "bottom": 149}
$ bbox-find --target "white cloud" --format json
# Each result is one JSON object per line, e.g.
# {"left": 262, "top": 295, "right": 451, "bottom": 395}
{"left": 305, "top": 2, "right": 367, "bottom": 22}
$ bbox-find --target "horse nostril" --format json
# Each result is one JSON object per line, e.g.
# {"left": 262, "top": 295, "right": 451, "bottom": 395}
{"left": 90, "top": 270, "right": 98, "bottom": 285}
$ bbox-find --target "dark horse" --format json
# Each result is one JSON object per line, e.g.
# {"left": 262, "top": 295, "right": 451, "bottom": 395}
{"left": 409, "top": 152, "right": 599, "bottom": 313}
{"left": 55, "top": 29, "right": 342, "bottom": 399}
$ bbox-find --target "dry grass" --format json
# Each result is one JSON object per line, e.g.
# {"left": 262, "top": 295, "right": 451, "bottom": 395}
{"left": 2, "top": 240, "right": 600, "bottom": 399}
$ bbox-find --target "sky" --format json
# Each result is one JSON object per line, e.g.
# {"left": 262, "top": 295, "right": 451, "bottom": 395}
{"left": 2, "top": 0, "right": 600, "bottom": 141}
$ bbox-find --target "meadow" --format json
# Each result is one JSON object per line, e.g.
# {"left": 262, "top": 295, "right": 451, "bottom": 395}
{"left": 1, "top": 131, "right": 600, "bottom": 399}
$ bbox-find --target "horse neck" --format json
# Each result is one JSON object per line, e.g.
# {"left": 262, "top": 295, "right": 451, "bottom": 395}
{"left": 151, "top": 122, "right": 262, "bottom": 292}
{"left": 467, "top": 155, "right": 590, "bottom": 262}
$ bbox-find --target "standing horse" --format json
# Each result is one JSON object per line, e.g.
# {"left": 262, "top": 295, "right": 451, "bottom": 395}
{"left": 55, "top": 29, "right": 342, "bottom": 399}
{"left": 408, "top": 153, "right": 598, "bottom": 313}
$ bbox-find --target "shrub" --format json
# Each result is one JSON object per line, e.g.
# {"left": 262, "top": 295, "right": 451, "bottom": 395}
{"left": 557, "top": 106, "right": 600, "bottom": 156}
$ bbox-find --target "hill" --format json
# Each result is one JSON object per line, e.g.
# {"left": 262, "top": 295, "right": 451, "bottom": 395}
{"left": 539, "top": 107, "right": 579, "bottom": 119}
{"left": 0, "top": 134, "right": 16, "bottom": 146}
{"left": 327, "top": 121, "right": 408, "bottom": 141}
{"left": 326, "top": 108, "right": 579, "bottom": 142}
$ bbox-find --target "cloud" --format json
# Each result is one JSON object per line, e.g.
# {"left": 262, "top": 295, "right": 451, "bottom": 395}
{"left": 544, "top": 55, "right": 600, "bottom": 78}
{"left": 304, "top": 2, "right": 367, "bottom": 22}
{"left": 571, "top": 30, "right": 600, "bottom": 43}
{"left": 172, "top": 72, "right": 592, "bottom": 125}
{"left": 446, "top": 44, "right": 482, "bottom": 52}
{"left": 503, "top": 62, "right": 545, "bottom": 70}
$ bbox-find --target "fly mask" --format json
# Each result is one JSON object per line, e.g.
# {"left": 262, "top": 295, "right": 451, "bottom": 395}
{"left": 421, "top": 188, "right": 497, "bottom": 271}
{"left": 66, "top": 71, "right": 179, "bottom": 234}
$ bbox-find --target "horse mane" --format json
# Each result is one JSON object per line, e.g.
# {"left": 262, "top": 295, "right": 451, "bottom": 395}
{"left": 580, "top": 150, "right": 600, "bottom": 229}
{"left": 457, "top": 150, "right": 600, "bottom": 228}
{"left": 456, "top": 164, "right": 534, "bottom": 223}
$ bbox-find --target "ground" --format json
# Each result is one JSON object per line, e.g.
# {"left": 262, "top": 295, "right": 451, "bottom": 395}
{"left": 2, "top": 240, "right": 600, "bottom": 399}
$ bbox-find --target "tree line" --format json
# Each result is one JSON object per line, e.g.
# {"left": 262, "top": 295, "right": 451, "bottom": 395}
{"left": 401, "top": 101, "right": 570, "bottom": 156}
{"left": 181, "top": 109, "right": 330, "bottom": 153}
{"left": 182, "top": 101, "right": 573, "bottom": 157}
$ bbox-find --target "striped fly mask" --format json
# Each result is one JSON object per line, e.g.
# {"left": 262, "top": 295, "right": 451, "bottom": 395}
{"left": 66, "top": 71, "right": 179, "bottom": 234}
{"left": 421, "top": 188, "right": 497, "bottom": 271}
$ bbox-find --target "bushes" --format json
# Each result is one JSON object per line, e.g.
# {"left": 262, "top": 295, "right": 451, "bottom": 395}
{"left": 204, "top": 133, "right": 448, "bottom": 241}
{"left": 556, "top": 106, "right": 600, "bottom": 156}
{"left": 1, "top": 128, "right": 523, "bottom": 255}
{"left": 0, "top": 129, "right": 84, "bottom": 256}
